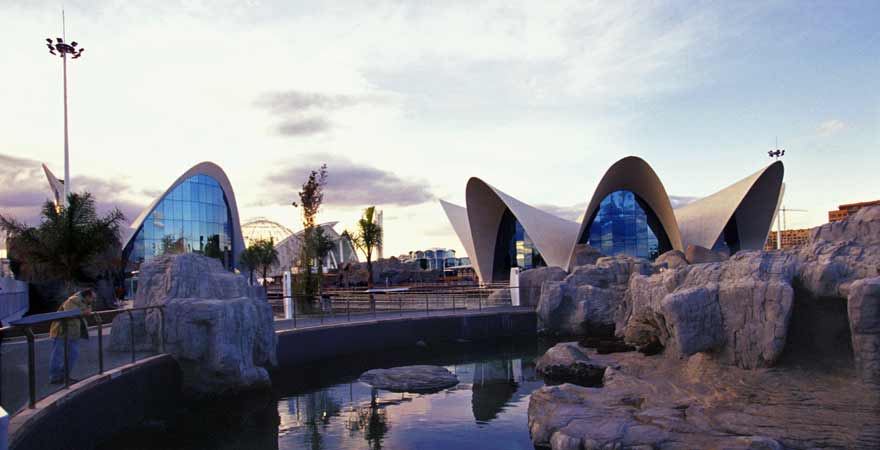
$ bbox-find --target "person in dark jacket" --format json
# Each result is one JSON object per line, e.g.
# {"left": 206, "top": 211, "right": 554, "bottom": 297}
{"left": 48, "top": 289, "right": 95, "bottom": 384}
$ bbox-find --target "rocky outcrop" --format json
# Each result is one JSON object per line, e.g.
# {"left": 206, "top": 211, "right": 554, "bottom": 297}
{"left": 518, "top": 266, "right": 567, "bottom": 307}
{"left": 798, "top": 205, "right": 880, "bottom": 298}
{"left": 622, "top": 251, "right": 797, "bottom": 368}
{"left": 109, "top": 254, "right": 276, "bottom": 396}
{"left": 359, "top": 365, "right": 459, "bottom": 393}
{"left": 537, "top": 256, "right": 653, "bottom": 336}
{"left": 849, "top": 277, "right": 880, "bottom": 385}
{"left": 684, "top": 244, "right": 729, "bottom": 264}
{"left": 654, "top": 249, "right": 688, "bottom": 270}
{"left": 569, "top": 244, "right": 603, "bottom": 267}
{"left": 528, "top": 351, "right": 880, "bottom": 450}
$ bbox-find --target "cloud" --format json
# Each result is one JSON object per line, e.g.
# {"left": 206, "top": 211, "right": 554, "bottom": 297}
{"left": 256, "top": 90, "right": 381, "bottom": 137}
{"left": 535, "top": 203, "right": 586, "bottom": 222}
{"left": 0, "top": 153, "right": 147, "bottom": 229}
{"left": 262, "top": 154, "right": 435, "bottom": 207}
{"left": 277, "top": 117, "right": 331, "bottom": 136}
{"left": 817, "top": 119, "right": 847, "bottom": 137}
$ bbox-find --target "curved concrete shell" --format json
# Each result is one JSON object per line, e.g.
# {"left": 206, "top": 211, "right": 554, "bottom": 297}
{"left": 465, "top": 178, "right": 580, "bottom": 283}
{"left": 123, "top": 161, "right": 246, "bottom": 269}
{"left": 675, "top": 161, "right": 784, "bottom": 251}
{"left": 571, "top": 156, "right": 683, "bottom": 269}
{"left": 439, "top": 200, "right": 478, "bottom": 273}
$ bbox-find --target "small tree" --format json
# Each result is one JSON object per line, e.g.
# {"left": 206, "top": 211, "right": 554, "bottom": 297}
{"left": 346, "top": 206, "right": 383, "bottom": 288}
{"left": 311, "top": 226, "right": 335, "bottom": 280}
{"left": 294, "top": 164, "right": 327, "bottom": 299}
{"left": 240, "top": 239, "right": 278, "bottom": 287}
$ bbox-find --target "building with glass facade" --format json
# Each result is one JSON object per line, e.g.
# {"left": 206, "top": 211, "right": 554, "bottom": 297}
{"left": 122, "top": 162, "right": 246, "bottom": 272}
{"left": 442, "top": 156, "right": 784, "bottom": 283}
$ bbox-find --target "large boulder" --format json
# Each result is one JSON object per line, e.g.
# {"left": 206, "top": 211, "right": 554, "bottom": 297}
{"left": 621, "top": 251, "right": 797, "bottom": 368}
{"left": 536, "top": 256, "right": 653, "bottom": 336}
{"left": 848, "top": 276, "right": 880, "bottom": 385}
{"left": 798, "top": 206, "right": 880, "bottom": 298}
{"left": 109, "top": 253, "right": 276, "bottom": 396}
{"left": 654, "top": 249, "right": 688, "bottom": 270}
{"left": 535, "top": 342, "right": 617, "bottom": 386}
{"left": 518, "top": 266, "right": 567, "bottom": 307}
{"left": 359, "top": 365, "right": 459, "bottom": 393}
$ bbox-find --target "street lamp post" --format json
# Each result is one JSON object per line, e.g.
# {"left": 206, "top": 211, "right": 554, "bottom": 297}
{"left": 768, "top": 145, "right": 785, "bottom": 250}
{"left": 46, "top": 29, "right": 84, "bottom": 207}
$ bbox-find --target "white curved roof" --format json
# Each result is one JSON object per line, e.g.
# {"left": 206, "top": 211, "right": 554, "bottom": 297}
{"left": 439, "top": 200, "right": 477, "bottom": 269}
{"left": 675, "top": 161, "right": 784, "bottom": 250}
{"left": 124, "top": 161, "right": 246, "bottom": 269}
{"left": 465, "top": 178, "right": 580, "bottom": 283}
{"left": 442, "top": 157, "right": 785, "bottom": 282}
{"left": 571, "top": 156, "right": 683, "bottom": 270}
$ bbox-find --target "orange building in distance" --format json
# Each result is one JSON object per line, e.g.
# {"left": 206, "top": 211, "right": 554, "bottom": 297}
{"left": 828, "top": 200, "right": 880, "bottom": 222}
{"left": 764, "top": 228, "right": 812, "bottom": 250}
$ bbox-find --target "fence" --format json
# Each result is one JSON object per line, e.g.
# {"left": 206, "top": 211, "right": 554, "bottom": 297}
{"left": 270, "top": 284, "right": 541, "bottom": 328}
{"left": 0, "top": 305, "right": 166, "bottom": 413}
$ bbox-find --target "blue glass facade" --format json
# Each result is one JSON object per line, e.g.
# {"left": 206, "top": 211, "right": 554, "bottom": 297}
{"left": 123, "top": 174, "right": 234, "bottom": 270}
{"left": 582, "top": 190, "right": 666, "bottom": 260}
{"left": 493, "top": 209, "right": 545, "bottom": 281}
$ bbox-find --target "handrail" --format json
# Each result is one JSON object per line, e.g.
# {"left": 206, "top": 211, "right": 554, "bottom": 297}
{"left": 0, "top": 304, "right": 166, "bottom": 410}
{"left": 271, "top": 284, "right": 537, "bottom": 328}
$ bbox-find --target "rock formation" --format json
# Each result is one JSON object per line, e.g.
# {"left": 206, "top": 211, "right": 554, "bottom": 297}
{"left": 528, "top": 348, "right": 879, "bottom": 449}
{"left": 359, "top": 365, "right": 459, "bottom": 393}
{"left": 535, "top": 205, "right": 880, "bottom": 376}
{"left": 109, "top": 253, "right": 277, "bottom": 396}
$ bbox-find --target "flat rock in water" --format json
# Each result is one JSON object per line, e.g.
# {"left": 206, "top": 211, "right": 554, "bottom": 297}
{"left": 359, "top": 365, "right": 459, "bottom": 393}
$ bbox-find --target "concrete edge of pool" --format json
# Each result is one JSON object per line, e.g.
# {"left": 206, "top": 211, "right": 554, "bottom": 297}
{"left": 8, "top": 310, "right": 537, "bottom": 450}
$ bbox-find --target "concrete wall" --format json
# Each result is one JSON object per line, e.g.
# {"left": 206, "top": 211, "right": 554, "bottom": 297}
{"left": 0, "top": 279, "right": 28, "bottom": 326}
{"left": 8, "top": 355, "right": 181, "bottom": 450}
{"left": 277, "top": 310, "right": 536, "bottom": 367}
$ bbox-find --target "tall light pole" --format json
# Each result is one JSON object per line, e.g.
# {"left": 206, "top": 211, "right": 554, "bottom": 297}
{"left": 46, "top": 14, "right": 84, "bottom": 207}
{"left": 768, "top": 141, "right": 785, "bottom": 249}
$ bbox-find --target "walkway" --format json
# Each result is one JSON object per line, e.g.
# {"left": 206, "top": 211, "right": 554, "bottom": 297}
{"left": 1, "top": 304, "right": 531, "bottom": 415}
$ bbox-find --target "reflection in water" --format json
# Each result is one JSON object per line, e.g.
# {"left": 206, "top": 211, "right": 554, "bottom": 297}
{"left": 277, "top": 352, "right": 546, "bottom": 450}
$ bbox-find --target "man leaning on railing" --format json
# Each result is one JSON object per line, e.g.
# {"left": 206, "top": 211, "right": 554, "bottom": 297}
{"left": 48, "top": 289, "right": 95, "bottom": 384}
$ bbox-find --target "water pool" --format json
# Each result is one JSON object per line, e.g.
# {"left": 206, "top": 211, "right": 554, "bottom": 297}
{"left": 99, "top": 339, "right": 551, "bottom": 450}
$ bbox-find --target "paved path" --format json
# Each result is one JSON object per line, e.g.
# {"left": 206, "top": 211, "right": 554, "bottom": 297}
{"left": 1, "top": 304, "right": 530, "bottom": 415}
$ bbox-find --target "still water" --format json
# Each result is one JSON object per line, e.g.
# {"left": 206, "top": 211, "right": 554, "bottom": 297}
{"left": 100, "top": 339, "right": 550, "bottom": 450}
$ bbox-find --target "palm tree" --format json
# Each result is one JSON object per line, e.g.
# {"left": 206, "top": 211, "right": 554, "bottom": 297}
{"left": 240, "top": 239, "right": 280, "bottom": 287}
{"left": 312, "top": 226, "right": 335, "bottom": 280}
{"left": 346, "top": 206, "right": 383, "bottom": 288}
{"left": 0, "top": 192, "right": 124, "bottom": 287}
{"left": 239, "top": 245, "right": 260, "bottom": 286}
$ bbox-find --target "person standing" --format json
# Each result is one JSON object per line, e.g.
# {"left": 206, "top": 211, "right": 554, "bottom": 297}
{"left": 48, "top": 289, "right": 95, "bottom": 384}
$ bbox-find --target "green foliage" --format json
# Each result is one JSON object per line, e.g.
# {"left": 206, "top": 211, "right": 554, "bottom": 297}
{"left": 345, "top": 206, "right": 383, "bottom": 288}
{"left": 0, "top": 192, "right": 125, "bottom": 284}
{"left": 239, "top": 239, "right": 279, "bottom": 286}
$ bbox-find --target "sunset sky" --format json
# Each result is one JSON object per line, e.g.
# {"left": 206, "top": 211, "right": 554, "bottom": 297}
{"left": 1, "top": 1, "right": 877, "bottom": 258}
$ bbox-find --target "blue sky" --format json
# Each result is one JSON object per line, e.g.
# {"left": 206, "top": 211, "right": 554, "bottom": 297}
{"left": 0, "top": 1, "right": 877, "bottom": 257}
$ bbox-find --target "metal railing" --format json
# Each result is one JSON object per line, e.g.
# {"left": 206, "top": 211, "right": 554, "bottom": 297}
{"left": 0, "top": 305, "right": 166, "bottom": 410}
{"left": 272, "top": 284, "right": 540, "bottom": 329}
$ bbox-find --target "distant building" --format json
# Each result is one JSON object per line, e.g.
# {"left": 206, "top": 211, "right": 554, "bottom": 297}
{"left": 764, "top": 228, "right": 811, "bottom": 250}
{"left": 269, "top": 222, "right": 359, "bottom": 277}
{"left": 828, "top": 200, "right": 880, "bottom": 222}
{"left": 241, "top": 218, "right": 293, "bottom": 247}
{"left": 400, "top": 248, "right": 466, "bottom": 270}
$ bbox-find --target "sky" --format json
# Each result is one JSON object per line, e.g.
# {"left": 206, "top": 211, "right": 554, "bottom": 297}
{"left": 1, "top": 1, "right": 878, "bottom": 258}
